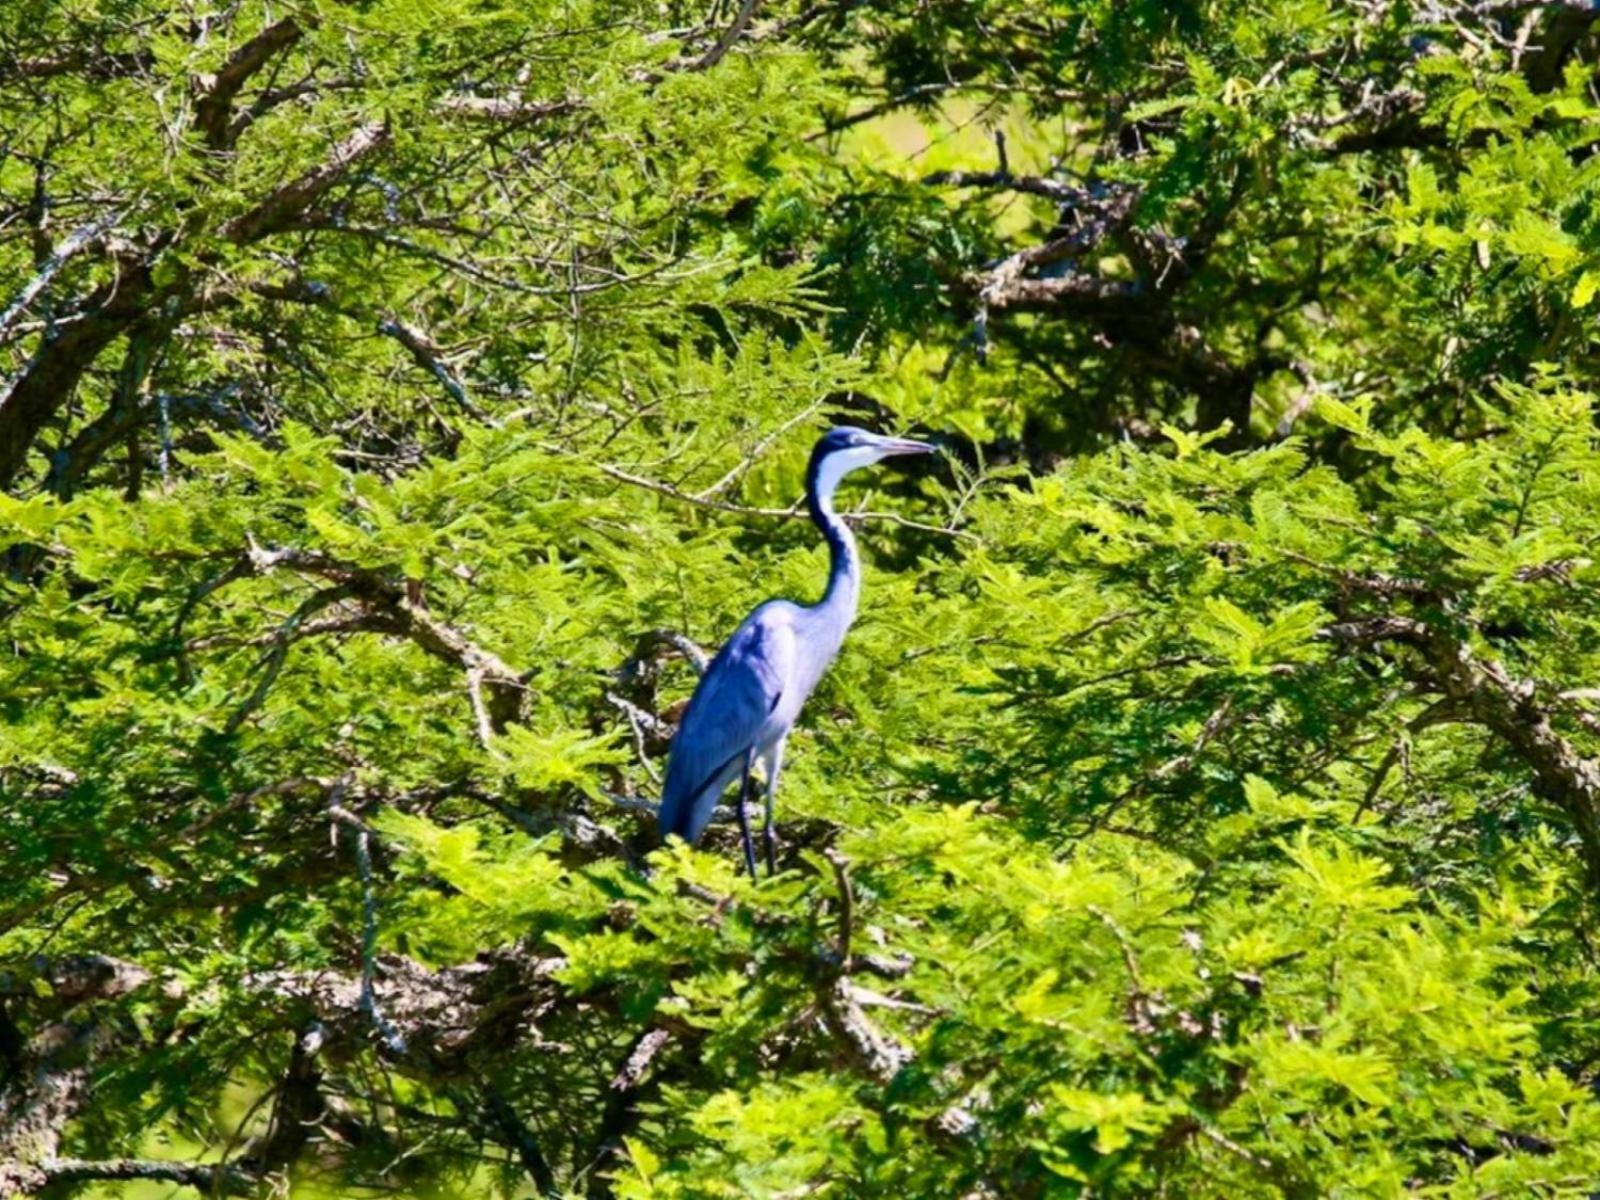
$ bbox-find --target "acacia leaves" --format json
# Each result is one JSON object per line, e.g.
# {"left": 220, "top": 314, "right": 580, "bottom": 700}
{"left": 7, "top": 2, "right": 1600, "bottom": 1198}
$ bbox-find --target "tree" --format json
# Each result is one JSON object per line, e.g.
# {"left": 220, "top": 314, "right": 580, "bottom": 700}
{"left": 782, "top": 0, "right": 1600, "bottom": 452}
{"left": 5, "top": 2, "right": 1600, "bottom": 1198}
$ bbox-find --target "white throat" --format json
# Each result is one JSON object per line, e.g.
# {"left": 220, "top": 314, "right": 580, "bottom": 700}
{"left": 812, "top": 445, "right": 884, "bottom": 509}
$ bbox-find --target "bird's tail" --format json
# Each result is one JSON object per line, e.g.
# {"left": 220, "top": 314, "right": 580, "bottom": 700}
{"left": 657, "top": 754, "right": 741, "bottom": 846}
{"left": 656, "top": 784, "right": 694, "bottom": 843}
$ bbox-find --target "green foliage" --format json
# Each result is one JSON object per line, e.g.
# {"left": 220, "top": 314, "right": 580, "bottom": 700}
{"left": 6, "top": 2, "right": 1600, "bottom": 1199}
{"left": 783, "top": 0, "right": 1600, "bottom": 450}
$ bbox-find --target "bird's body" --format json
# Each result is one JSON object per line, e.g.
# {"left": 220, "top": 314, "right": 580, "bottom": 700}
{"left": 657, "top": 427, "right": 934, "bottom": 875}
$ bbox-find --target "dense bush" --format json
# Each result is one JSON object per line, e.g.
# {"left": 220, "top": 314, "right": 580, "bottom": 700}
{"left": 4, "top": 2, "right": 1600, "bottom": 1197}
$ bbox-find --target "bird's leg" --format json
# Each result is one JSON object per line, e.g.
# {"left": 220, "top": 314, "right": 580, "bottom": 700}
{"left": 762, "top": 740, "right": 785, "bottom": 877}
{"left": 737, "top": 749, "right": 758, "bottom": 881}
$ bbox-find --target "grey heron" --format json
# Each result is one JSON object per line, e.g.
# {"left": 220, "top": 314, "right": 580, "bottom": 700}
{"left": 657, "top": 426, "right": 937, "bottom": 877}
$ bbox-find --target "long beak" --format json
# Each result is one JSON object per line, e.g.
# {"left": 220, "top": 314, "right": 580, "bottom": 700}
{"left": 878, "top": 436, "right": 937, "bottom": 457}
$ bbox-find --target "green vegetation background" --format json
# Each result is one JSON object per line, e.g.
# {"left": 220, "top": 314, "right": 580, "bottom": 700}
{"left": 5, "top": 1, "right": 1600, "bottom": 1196}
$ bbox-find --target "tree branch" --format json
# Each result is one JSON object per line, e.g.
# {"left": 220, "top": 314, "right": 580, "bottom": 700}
{"left": 923, "top": 168, "right": 1089, "bottom": 205}
{"left": 221, "top": 121, "right": 392, "bottom": 244}
{"left": 0, "top": 213, "right": 120, "bottom": 345}
{"left": 192, "top": 17, "right": 306, "bottom": 151}
{"left": 437, "top": 94, "right": 581, "bottom": 123}
{"left": 1322, "top": 614, "right": 1600, "bottom": 885}
{"left": 2, "top": 49, "right": 154, "bottom": 83}
{"left": 237, "top": 540, "right": 529, "bottom": 732}
{"left": 688, "top": 0, "right": 765, "bottom": 70}
{"left": 37, "top": 1158, "right": 255, "bottom": 1195}
{"left": 378, "top": 316, "right": 481, "bottom": 417}
{"left": 483, "top": 1084, "right": 557, "bottom": 1195}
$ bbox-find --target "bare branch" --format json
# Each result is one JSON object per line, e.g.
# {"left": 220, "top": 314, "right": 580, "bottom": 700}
{"left": 2, "top": 49, "right": 153, "bottom": 83}
{"left": 610, "top": 1028, "right": 671, "bottom": 1091}
{"left": 326, "top": 788, "right": 409, "bottom": 1055}
{"left": 244, "top": 949, "right": 568, "bottom": 1063}
{"left": 607, "top": 691, "right": 665, "bottom": 781}
{"left": 923, "top": 169, "right": 1088, "bottom": 205}
{"left": 823, "top": 847, "right": 854, "bottom": 966}
{"left": 1317, "top": 616, "right": 1431, "bottom": 647}
{"left": 437, "top": 94, "right": 581, "bottom": 123}
{"left": 821, "top": 978, "right": 912, "bottom": 1084}
{"left": 0, "top": 120, "right": 387, "bottom": 487}
{"left": 619, "top": 628, "right": 710, "bottom": 677}
{"left": 972, "top": 187, "right": 1139, "bottom": 317}
{"left": 466, "top": 668, "right": 500, "bottom": 754}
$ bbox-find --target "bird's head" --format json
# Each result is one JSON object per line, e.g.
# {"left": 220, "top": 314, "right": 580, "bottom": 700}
{"left": 807, "top": 426, "right": 937, "bottom": 500}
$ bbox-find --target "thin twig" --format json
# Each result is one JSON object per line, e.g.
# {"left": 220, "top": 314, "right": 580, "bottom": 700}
{"left": 327, "top": 787, "right": 407, "bottom": 1056}
{"left": 596, "top": 460, "right": 971, "bottom": 538}
{"left": 1087, "top": 905, "right": 1143, "bottom": 992}
{"left": 692, "top": 402, "right": 822, "bottom": 500}
{"left": 466, "top": 668, "right": 499, "bottom": 755}
{"left": 690, "top": 0, "right": 763, "bottom": 69}
{"left": 823, "top": 847, "right": 854, "bottom": 967}
{"left": 1355, "top": 697, "right": 1462, "bottom": 819}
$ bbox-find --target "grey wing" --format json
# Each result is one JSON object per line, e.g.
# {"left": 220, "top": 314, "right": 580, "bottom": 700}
{"left": 658, "top": 608, "right": 797, "bottom": 845}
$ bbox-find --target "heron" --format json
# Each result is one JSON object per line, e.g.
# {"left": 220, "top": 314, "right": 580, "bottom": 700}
{"left": 657, "top": 426, "right": 937, "bottom": 878}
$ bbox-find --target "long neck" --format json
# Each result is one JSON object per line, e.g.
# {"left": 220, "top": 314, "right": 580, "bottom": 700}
{"left": 807, "top": 475, "right": 860, "bottom": 625}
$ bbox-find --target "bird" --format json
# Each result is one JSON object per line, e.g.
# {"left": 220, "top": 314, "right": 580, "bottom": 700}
{"left": 657, "top": 426, "right": 937, "bottom": 878}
